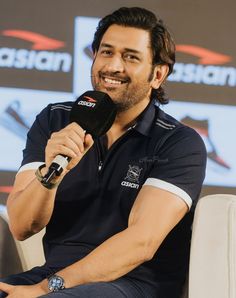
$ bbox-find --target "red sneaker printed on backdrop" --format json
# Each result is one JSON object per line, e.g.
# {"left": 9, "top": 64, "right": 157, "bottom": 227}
{"left": 0, "top": 100, "right": 30, "bottom": 140}
{"left": 181, "top": 116, "right": 231, "bottom": 170}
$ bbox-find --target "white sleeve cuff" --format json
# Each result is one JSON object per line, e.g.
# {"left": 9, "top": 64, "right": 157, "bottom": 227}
{"left": 17, "top": 162, "right": 45, "bottom": 175}
{"left": 144, "top": 178, "right": 192, "bottom": 209}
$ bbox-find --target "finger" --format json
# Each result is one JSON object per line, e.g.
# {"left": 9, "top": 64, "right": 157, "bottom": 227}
{"left": 63, "top": 130, "right": 85, "bottom": 154}
{"left": 84, "top": 134, "right": 94, "bottom": 153}
{"left": 0, "top": 282, "right": 13, "bottom": 293}
{"left": 45, "top": 132, "right": 85, "bottom": 167}
{"left": 45, "top": 143, "right": 74, "bottom": 168}
{"left": 66, "top": 156, "right": 83, "bottom": 171}
{"left": 66, "top": 135, "right": 94, "bottom": 171}
{"left": 50, "top": 125, "right": 86, "bottom": 153}
{"left": 48, "top": 133, "right": 85, "bottom": 156}
{"left": 63, "top": 122, "right": 86, "bottom": 144}
{"left": 67, "top": 122, "right": 86, "bottom": 139}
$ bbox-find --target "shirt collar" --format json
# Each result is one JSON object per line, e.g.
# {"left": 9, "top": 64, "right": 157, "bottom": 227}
{"left": 133, "top": 100, "right": 158, "bottom": 136}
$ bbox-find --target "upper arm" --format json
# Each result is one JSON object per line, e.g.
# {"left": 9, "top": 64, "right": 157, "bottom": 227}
{"left": 128, "top": 185, "right": 188, "bottom": 252}
{"left": 146, "top": 127, "right": 207, "bottom": 209}
{"left": 7, "top": 170, "right": 37, "bottom": 206}
{"left": 127, "top": 127, "right": 206, "bottom": 253}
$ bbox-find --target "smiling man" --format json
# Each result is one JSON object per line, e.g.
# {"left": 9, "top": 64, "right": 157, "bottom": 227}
{"left": 92, "top": 25, "right": 158, "bottom": 112}
{"left": 0, "top": 7, "right": 206, "bottom": 298}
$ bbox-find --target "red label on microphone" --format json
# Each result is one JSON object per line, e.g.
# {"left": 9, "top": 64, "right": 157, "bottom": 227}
{"left": 83, "top": 96, "right": 97, "bottom": 103}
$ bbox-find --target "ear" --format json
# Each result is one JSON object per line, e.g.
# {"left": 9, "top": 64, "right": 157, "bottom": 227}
{"left": 151, "top": 64, "right": 169, "bottom": 89}
{"left": 93, "top": 51, "right": 97, "bottom": 60}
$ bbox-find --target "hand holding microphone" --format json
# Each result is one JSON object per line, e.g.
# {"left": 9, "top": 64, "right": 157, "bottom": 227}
{"left": 45, "top": 122, "right": 93, "bottom": 174}
{"left": 40, "top": 91, "right": 117, "bottom": 187}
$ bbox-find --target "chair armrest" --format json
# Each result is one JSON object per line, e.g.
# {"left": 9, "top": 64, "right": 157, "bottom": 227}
{"left": 189, "top": 194, "right": 236, "bottom": 298}
{"left": 15, "top": 228, "right": 46, "bottom": 271}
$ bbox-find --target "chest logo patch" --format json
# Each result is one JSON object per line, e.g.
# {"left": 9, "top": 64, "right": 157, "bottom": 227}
{"left": 125, "top": 165, "right": 142, "bottom": 183}
{"left": 121, "top": 165, "right": 143, "bottom": 189}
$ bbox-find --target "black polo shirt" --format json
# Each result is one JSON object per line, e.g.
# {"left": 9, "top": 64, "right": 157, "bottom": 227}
{"left": 19, "top": 100, "right": 206, "bottom": 284}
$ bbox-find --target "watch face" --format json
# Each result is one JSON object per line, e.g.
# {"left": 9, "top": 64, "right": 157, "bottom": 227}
{"left": 48, "top": 275, "right": 65, "bottom": 292}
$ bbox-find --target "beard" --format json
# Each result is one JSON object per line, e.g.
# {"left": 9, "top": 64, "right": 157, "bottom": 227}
{"left": 91, "top": 69, "right": 154, "bottom": 113}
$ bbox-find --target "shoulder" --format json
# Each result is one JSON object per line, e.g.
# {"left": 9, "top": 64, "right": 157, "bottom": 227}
{"left": 35, "top": 101, "right": 74, "bottom": 133}
{"left": 21, "top": 101, "right": 75, "bottom": 167}
{"left": 152, "top": 106, "right": 206, "bottom": 156}
{"left": 155, "top": 107, "right": 186, "bottom": 134}
{"left": 27, "top": 100, "right": 74, "bottom": 141}
{"left": 49, "top": 101, "right": 73, "bottom": 111}
{"left": 40, "top": 101, "right": 73, "bottom": 118}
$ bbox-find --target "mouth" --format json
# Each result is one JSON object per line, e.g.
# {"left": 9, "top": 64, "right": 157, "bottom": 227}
{"left": 100, "top": 74, "right": 129, "bottom": 87}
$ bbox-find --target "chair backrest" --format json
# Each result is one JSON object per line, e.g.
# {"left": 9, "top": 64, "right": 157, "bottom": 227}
{"left": 0, "top": 211, "right": 23, "bottom": 277}
{"left": 14, "top": 228, "right": 46, "bottom": 271}
{"left": 180, "top": 276, "right": 189, "bottom": 298}
{"left": 188, "top": 194, "right": 236, "bottom": 298}
{"left": 0, "top": 205, "right": 45, "bottom": 272}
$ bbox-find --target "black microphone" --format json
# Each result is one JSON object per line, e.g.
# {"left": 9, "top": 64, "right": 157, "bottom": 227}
{"left": 42, "top": 91, "right": 117, "bottom": 184}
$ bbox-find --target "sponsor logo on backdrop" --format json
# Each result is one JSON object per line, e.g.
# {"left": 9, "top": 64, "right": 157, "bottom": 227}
{"left": 176, "top": 45, "right": 231, "bottom": 65}
{"left": 169, "top": 45, "right": 235, "bottom": 87}
{"left": 0, "top": 186, "right": 13, "bottom": 193}
{"left": 0, "top": 29, "right": 72, "bottom": 72}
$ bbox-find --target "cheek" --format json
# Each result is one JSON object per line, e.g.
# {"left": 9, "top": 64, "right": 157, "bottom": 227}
{"left": 91, "top": 56, "right": 101, "bottom": 72}
{"left": 90, "top": 63, "right": 98, "bottom": 86}
{"left": 131, "top": 69, "right": 150, "bottom": 83}
{"left": 91, "top": 61, "right": 96, "bottom": 74}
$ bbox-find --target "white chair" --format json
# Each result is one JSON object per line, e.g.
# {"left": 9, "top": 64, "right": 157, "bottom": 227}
{"left": 188, "top": 194, "right": 236, "bottom": 298}
{"left": 0, "top": 205, "right": 45, "bottom": 276}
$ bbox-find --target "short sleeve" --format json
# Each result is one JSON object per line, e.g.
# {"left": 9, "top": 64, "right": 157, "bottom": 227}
{"left": 18, "top": 105, "right": 52, "bottom": 172}
{"left": 144, "top": 126, "right": 207, "bottom": 210}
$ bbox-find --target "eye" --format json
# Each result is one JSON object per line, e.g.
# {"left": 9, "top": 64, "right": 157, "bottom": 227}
{"left": 123, "top": 53, "right": 140, "bottom": 62}
{"left": 100, "top": 49, "right": 113, "bottom": 56}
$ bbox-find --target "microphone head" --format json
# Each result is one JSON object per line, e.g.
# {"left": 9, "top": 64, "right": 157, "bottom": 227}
{"left": 69, "top": 91, "right": 117, "bottom": 138}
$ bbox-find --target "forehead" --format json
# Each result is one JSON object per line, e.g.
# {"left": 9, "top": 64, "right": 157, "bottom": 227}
{"left": 100, "top": 24, "right": 151, "bottom": 54}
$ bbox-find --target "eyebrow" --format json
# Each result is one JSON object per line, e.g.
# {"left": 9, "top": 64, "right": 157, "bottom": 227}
{"left": 100, "top": 43, "right": 142, "bottom": 55}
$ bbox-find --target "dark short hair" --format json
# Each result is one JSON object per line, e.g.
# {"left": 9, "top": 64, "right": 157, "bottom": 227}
{"left": 92, "top": 7, "right": 175, "bottom": 104}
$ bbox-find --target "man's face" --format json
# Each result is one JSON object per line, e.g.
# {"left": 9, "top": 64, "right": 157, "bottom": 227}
{"left": 91, "top": 24, "right": 156, "bottom": 112}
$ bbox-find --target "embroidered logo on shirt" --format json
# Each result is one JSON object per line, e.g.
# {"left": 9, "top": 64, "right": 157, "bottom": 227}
{"left": 121, "top": 165, "right": 143, "bottom": 189}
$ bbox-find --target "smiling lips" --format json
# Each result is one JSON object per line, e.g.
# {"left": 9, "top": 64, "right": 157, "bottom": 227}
{"left": 104, "top": 77, "right": 124, "bottom": 85}
{"left": 101, "top": 75, "right": 129, "bottom": 87}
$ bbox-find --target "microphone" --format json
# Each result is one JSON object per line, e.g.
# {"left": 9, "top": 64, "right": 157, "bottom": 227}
{"left": 42, "top": 91, "right": 117, "bottom": 184}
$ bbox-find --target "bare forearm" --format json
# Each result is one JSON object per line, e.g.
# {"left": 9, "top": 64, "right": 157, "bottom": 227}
{"left": 7, "top": 124, "right": 94, "bottom": 241}
{"left": 7, "top": 177, "right": 57, "bottom": 240}
{"left": 42, "top": 226, "right": 156, "bottom": 289}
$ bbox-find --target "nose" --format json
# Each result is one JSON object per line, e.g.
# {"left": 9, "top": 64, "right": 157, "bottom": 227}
{"left": 105, "top": 55, "right": 125, "bottom": 73}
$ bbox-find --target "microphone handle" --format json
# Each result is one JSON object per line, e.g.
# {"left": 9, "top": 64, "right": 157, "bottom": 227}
{"left": 42, "top": 155, "right": 71, "bottom": 184}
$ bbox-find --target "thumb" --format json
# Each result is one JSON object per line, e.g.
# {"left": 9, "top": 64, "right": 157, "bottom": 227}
{"left": 0, "top": 282, "right": 13, "bottom": 293}
{"left": 84, "top": 133, "right": 94, "bottom": 152}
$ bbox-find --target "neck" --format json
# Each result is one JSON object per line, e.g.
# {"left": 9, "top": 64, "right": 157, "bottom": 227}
{"left": 106, "top": 98, "right": 150, "bottom": 148}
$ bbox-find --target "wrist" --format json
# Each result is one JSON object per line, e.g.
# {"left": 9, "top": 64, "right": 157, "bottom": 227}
{"left": 38, "top": 279, "right": 50, "bottom": 295}
{"left": 35, "top": 164, "right": 62, "bottom": 190}
{"left": 47, "top": 274, "right": 65, "bottom": 292}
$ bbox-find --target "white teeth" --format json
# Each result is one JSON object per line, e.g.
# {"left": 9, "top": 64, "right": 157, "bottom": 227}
{"left": 104, "top": 77, "right": 122, "bottom": 84}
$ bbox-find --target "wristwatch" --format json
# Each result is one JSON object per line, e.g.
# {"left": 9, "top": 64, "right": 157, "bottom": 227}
{"left": 48, "top": 274, "right": 65, "bottom": 292}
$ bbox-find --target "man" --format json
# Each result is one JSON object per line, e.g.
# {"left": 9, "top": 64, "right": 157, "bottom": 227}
{"left": 0, "top": 7, "right": 206, "bottom": 298}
